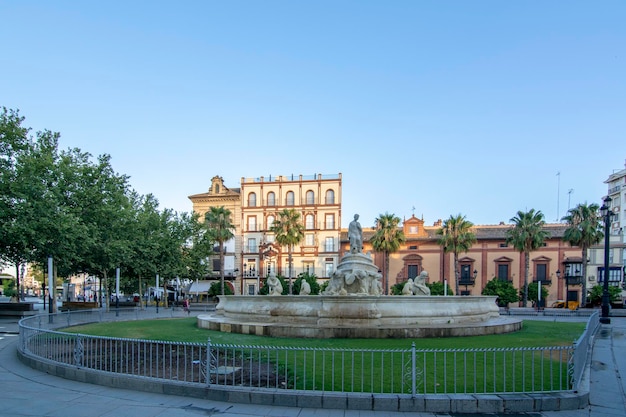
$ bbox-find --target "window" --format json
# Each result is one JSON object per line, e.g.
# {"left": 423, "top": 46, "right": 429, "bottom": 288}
{"left": 247, "top": 238, "right": 257, "bottom": 253}
{"left": 460, "top": 264, "right": 475, "bottom": 285}
{"left": 266, "top": 215, "right": 275, "bottom": 230}
{"left": 497, "top": 264, "right": 509, "bottom": 281}
{"left": 325, "top": 263, "right": 334, "bottom": 278}
{"left": 409, "top": 226, "right": 418, "bottom": 234}
{"left": 248, "top": 192, "right": 256, "bottom": 207}
{"left": 325, "top": 214, "right": 335, "bottom": 229}
{"left": 535, "top": 264, "right": 547, "bottom": 282}
{"left": 325, "top": 237, "right": 335, "bottom": 251}
{"left": 248, "top": 285, "right": 256, "bottom": 295}
{"left": 286, "top": 191, "right": 295, "bottom": 206}
{"left": 303, "top": 262, "right": 314, "bottom": 276}
{"left": 305, "top": 214, "right": 315, "bottom": 229}
{"left": 306, "top": 190, "right": 315, "bottom": 205}
{"left": 212, "top": 258, "right": 220, "bottom": 272}
{"left": 325, "top": 189, "right": 335, "bottom": 204}
{"left": 265, "top": 234, "right": 275, "bottom": 243}
{"left": 407, "top": 265, "right": 419, "bottom": 279}
{"left": 305, "top": 233, "right": 315, "bottom": 246}
{"left": 267, "top": 192, "right": 275, "bottom": 206}
{"left": 598, "top": 267, "right": 622, "bottom": 285}
{"left": 247, "top": 216, "right": 256, "bottom": 232}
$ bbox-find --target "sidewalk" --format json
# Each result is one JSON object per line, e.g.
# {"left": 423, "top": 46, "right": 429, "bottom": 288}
{"left": 1, "top": 314, "right": 625, "bottom": 416}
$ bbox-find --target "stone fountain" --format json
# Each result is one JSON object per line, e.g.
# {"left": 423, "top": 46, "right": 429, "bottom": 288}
{"left": 197, "top": 214, "right": 521, "bottom": 338}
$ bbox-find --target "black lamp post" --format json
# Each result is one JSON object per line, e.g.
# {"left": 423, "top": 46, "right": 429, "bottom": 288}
{"left": 600, "top": 196, "right": 613, "bottom": 324}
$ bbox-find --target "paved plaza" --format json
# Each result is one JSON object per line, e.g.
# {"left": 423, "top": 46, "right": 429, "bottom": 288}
{"left": 1, "top": 312, "right": 625, "bottom": 417}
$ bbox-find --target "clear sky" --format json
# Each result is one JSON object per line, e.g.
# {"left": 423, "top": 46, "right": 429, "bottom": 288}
{"left": 1, "top": 1, "right": 625, "bottom": 228}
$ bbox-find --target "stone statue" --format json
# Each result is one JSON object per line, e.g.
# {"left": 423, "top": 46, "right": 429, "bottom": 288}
{"left": 402, "top": 278, "right": 415, "bottom": 295}
{"left": 413, "top": 271, "right": 431, "bottom": 296}
{"left": 323, "top": 268, "right": 383, "bottom": 296}
{"left": 348, "top": 214, "right": 363, "bottom": 254}
{"left": 267, "top": 272, "right": 283, "bottom": 296}
{"left": 299, "top": 280, "right": 311, "bottom": 295}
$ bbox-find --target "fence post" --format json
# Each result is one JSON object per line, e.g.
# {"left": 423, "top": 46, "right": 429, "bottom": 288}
{"left": 411, "top": 342, "right": 416, "bottom": 396}
{"left": 206, "top": 337, "right": 212, "bottom": 387}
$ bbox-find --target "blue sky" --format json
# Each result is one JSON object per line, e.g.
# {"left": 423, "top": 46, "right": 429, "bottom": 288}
{"left": 1, "top": 1, "right": 624, "bottom": 228}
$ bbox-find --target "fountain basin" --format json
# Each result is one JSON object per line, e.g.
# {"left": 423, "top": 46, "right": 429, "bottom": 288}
{"left": 197, "top": 295, "right": 522, "bottom": 338}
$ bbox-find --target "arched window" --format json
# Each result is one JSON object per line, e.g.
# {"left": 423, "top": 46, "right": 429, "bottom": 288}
{"left": 325, "top": 189, "right": 335, "bottom": 204}
{"left": 248, "top": 192, "right": 256, "bottom": 207}
{"left": 267, "top": 192, "right": 275, "bottom": 206}
{"left": 286, "top": 191, "right": 295, "bottom": 206}
{"left": 306, "top": 190, "right": 315, "bottom": 205}
{"left": 305, "top": 214, "right": 315, "bottom": 229}
{"left": 266, "top": 215, "right": 275, "bottom": 230}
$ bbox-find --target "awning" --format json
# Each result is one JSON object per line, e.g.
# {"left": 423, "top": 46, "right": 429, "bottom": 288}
{"left": 188, "top": 281, "right": 214, "bottom": 294}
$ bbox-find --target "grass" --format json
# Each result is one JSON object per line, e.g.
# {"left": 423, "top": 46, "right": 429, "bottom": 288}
{"left": 63, "top": 319, "right": 585, "bottom": 394}
{"left": 65, "top": 318, "right": 585, "bottom": 349}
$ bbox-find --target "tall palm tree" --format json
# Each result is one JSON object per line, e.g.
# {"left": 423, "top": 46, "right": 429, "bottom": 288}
{"left": 436, "top": 214, "right": 476, "bottom": 295}
{"left": 205, "top": 206, "right": 235, "bottom": 295}
{"left": 370, "top": 213, "right": 405, "bottom": 295}
{"left": 561, "top": 202, "right": 603, "bottom": 307}
{"left": 506, "top": 209, "right": 549, "bottom": 307}
{"left": 270, "top": 208, "right": 304, "bottom": 294}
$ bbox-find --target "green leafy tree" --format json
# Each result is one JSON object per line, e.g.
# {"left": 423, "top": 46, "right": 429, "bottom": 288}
{"left": 390, "top": 282, "right": 405, "bottom": 295}
{"left": 427, "top": 281, "right": 455, "bottom": 296}
{"left": 180, "top": 212, "right": 215, "bottom": 280}
{"left": 506, "top": 209, "right": 549, "bottom": 307}
{"left": 207, "top": 281, "right": 233, "bottom": 297}
{"left": 270, "top": 208, "right": 305, "bottom": 294}
{"left": 561, "top": 203, "right": 603, "bottom": 307}
{"left": 482, "top": 277, "right": 518, "bottom": 307}
{"left": 520, "top": 282, "right": 549, "bottom": 307}
{"left": 370, "top": 212, "right": 405, "bottom": 295}
{"left": 436, "top": 214, "right": 476, "bottom": 296}
{"left": 293, "top": 272, "right": 320, "bottom": 295}
{"left": 205, "top": 206, "right": 235, "bottom": 295}
{"left": 587, "top": 284, "right": 622, "bottom": 306}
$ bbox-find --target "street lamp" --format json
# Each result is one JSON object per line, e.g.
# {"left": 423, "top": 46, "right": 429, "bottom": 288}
{"left": 556, "top": 269, "right": 564, "bottom": 307}
{"left": 600, "top": 196, "right": 614, "bottom": 324}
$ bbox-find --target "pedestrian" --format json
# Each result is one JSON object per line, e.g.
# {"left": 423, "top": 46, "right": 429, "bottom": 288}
{"left": 183, "top": 298, "right": 190, "bottom": 315}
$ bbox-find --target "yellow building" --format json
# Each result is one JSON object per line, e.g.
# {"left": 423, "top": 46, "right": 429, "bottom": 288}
{"left": 189, "top": 174, "right": 342, "bottom": 294}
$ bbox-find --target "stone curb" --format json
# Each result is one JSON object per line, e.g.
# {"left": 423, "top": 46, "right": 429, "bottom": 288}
{"left": 17, "top": 349, "right": 589, "bottom": 414}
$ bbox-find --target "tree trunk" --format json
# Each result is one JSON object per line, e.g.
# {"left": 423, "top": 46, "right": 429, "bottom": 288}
{"left": 220, "top": 242, "right": 225, "bottom": 295}
{"left": 523, "top": 251, "right": 530, "bottom": 307}
{"left": 453, "top": 253, "right": 460, "bottom": 296}
{"left": 581, "top": 246, "right": 588, "bottom": 307}
{"left": 288, "top": 245, "right": 293, "bottom": 295}
{"left": 384, "top": 252, "right": 390, "bottom": 295}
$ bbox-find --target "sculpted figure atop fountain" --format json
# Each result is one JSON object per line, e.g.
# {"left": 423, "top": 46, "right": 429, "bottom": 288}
{"left": 323, "top": 214, "right": 383, "bottom": 296}
{"left": 402, "top": 271, "right": 431, "bottom": 296}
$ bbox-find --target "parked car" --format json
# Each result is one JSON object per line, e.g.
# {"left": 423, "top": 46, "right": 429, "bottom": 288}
{"left": 551, "top": 300, "right": 579, "bottom": 310}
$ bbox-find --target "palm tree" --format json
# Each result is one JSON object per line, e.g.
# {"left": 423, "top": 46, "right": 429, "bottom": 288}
{"left": 370, "top": 213, "right": 405, "bottom": 295}
{"left": 506, "top": 209, "right": 549, "bottom": 307}
{"left": 436, "top": 214, "right": 476, "bottom": 296}
{"left": 205, "top": 206, "right": 235, "bottom": 295}
{"left": 561, "top": 202, "right": 603, "bottom": 307}
{"left": 270, "top": 208, "right": 304, "bottom": 294}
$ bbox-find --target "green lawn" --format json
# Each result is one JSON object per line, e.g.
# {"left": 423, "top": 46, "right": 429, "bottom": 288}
{"left": 62, "top": 319, "right": 584, "bottom": 394}
{"left": 65, "top": 318, "right": 585, "bottom": 348}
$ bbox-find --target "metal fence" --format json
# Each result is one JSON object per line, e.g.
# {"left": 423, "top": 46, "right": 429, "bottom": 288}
{"left": 18, "top": 309, "right": 600, "bottom": 396}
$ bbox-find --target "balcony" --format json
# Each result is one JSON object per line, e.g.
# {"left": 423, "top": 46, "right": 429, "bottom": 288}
{"left": 459, "top": 278, "right": 476, "bottom": 286}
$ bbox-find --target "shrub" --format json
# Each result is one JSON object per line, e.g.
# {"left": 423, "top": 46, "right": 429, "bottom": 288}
{"left": 482, "top": 278, "right": 517, "bottom": 307}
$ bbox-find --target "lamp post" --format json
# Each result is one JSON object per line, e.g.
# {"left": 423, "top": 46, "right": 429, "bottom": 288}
{"left": 600, "top": 196, "right": 613, "bottom": 324}
{"left": 556, "top": 269, "right": 564, "bottom": 307}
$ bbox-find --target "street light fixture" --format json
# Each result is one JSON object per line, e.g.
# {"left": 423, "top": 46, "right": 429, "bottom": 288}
{"left": 599, "top": 196, "right": 614, "bottom": 324}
